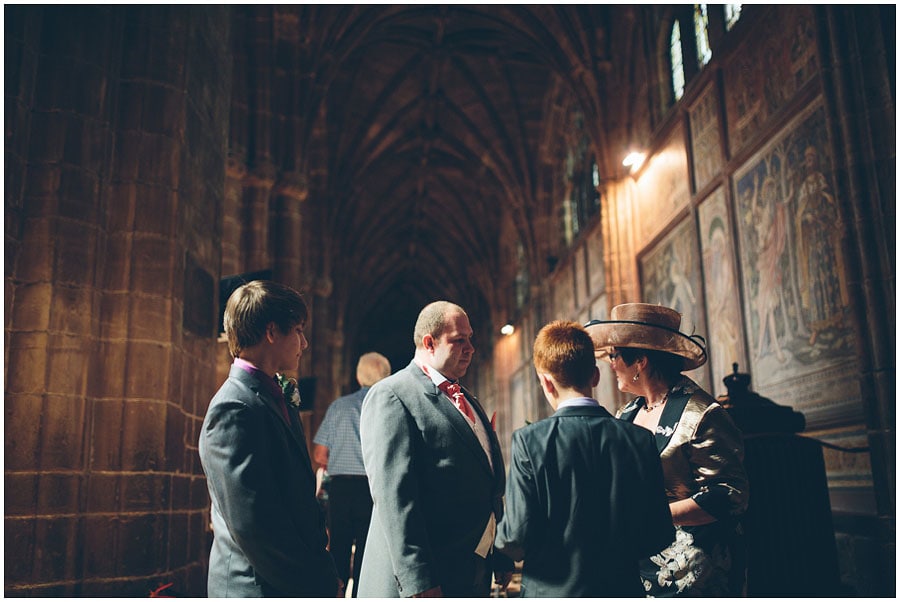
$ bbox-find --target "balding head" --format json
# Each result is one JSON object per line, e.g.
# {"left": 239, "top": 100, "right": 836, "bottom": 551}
{"left": 413, "top": 301, "right": 467, "bottom": 349}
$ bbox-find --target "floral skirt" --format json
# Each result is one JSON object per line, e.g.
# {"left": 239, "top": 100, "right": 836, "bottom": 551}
{"left": 640, "top": 523, "right": 746, "bottom": 597}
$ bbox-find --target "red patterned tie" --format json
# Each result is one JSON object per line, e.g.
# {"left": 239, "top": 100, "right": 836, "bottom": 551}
{"left": 439, "top": 381, "right": 476, "bottom": 424}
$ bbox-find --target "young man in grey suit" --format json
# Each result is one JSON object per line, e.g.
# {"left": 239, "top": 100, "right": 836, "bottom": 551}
{"left": 495, "top": 320, "right": 674, "bottom": 597}
{"left": 199, "top": 280, "right": 341, "bottom": 597}
{"left": 358, "top": 301, "right": 513, "bottom": 597}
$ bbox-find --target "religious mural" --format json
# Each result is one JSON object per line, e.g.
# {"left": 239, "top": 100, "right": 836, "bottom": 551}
{"left": 639, "top": 216, "right": 710, "bottom": 391}
{"left": 733, "top": 99, "right": 859, "bottom": 423}
{"left": 689, "top": 82, "right": 724, "bottom": 194}
{"left": 724, "top": 5, "right": 819, "bottom": 155}
{"left": 698, "top": 187, "right": 748, "bottom": 397}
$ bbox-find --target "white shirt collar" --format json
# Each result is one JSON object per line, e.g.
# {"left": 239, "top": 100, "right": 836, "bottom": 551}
{"left": 557, "top": 397, "right": 600, "bottom": 409}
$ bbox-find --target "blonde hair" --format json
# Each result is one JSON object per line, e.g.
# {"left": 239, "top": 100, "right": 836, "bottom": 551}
{"left": 356, "top": 352, "right": 391, "bottom": 386}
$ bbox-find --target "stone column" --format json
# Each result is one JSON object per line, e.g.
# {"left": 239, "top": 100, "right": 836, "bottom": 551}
{"left": 272, "top": 171, "right": 308, "bottom": 288}
{"left": 222, "top": 149, "right": 247, "bottom": 277}
{"left": 5, "top": 7, "right": 117, "bottom": 595}
{"left": 242, "top": 162, "right": 276, "bottom": 272}
{"left": 4, "top": 6, "right": 230, "bottom": 596}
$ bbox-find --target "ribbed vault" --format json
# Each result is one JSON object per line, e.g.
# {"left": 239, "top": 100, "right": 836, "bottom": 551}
{"left": 241, "top": 5, "right": 616, "bottom": 370}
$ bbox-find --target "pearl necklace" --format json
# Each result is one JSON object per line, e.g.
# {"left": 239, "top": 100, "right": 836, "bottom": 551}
{"left": 643, "top": 391, "right": 669, "bottom": 412}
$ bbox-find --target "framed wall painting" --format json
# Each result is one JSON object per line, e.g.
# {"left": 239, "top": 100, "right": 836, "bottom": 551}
{"left": 639, "top": 216, "right": 710, "bottom": 391}
{"left": 635, "top": 124, "right": 691, "bottom": 249}
{"left": 732, "top": 97, "right": 860, "bottom": 425}
{"left": 689, "top": 81, "right": 724, "bottom": 194}
{"left": 698, "top": 186, "right": 748, "bottom": 397}
{"left": 724, "top": 5, "right": 819, "bottom": 155}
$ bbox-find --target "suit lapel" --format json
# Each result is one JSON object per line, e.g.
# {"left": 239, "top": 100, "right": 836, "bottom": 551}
{"left": 653, "top": 392, "right": 689, "bottom": 452}
{"left": 231, "top": 365, "right": 310, "bottom": 454}
{"left": 413, "top": 364, "right": 495, "bottom": 476}
{"left": 617, "top": 394, "right": 687, "bottom": 453}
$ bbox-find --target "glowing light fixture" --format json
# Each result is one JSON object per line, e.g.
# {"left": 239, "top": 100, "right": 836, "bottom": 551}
{"left": 622, "top": 151, "right": 646, "bottom": 173}
{"left": 500, "top": 323, "right": 515, "bottom": 336}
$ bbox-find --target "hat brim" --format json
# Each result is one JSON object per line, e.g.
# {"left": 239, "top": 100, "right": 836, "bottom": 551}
{"left": 584, "top": 319, "right": 707, "bottom": 371}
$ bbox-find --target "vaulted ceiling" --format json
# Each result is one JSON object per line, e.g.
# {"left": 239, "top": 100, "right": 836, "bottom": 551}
{"left": 233, "top": 5, "right": 628, "bottom": 368}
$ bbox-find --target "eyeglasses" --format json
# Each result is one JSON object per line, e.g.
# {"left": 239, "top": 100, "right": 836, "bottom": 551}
{"left": 608, "top": 351, "right": 621, "bottom": 364}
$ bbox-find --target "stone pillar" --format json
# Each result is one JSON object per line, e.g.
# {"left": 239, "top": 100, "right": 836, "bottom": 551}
{"left": 600, "top": 177, "right": 640, "bottom": 308}
{"left": 4, "top": 6, "right": 230, "bottom": 596}
{"left": 5, "top": 7, "right": 117, "bottom": 595}
{"left": 272, "top": 171, "right": 308, "bottom": 287}
{"left": 242, "top": 162, "right": 276, "bottom": 272}
{"left": 222, "top": 149, "right": 247, "bottom": 277}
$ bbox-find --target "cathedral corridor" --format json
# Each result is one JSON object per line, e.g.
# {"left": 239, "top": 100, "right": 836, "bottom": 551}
{"left": 4, "top": 5, "right": 894, "bottom": 596}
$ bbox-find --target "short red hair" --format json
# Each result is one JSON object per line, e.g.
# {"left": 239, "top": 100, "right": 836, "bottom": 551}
{"left": 532, "top": 320, "right": 596, "bottom": 390}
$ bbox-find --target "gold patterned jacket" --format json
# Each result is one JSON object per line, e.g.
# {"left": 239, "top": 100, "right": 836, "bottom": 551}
{"left": 617, "top": 376, "right": 749, "bottom": 520}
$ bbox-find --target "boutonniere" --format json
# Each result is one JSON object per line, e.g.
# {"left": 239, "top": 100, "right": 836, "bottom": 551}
{"left": 275, "top": 373, "right": 302, "bottom": 408}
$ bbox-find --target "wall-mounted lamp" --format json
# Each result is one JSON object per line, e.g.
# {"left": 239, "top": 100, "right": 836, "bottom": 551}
{"left": 622, "top": 151, "right": 646, "bottom": 174}
{"left": 500, "top": 323, "right": 515, "bottom": 336}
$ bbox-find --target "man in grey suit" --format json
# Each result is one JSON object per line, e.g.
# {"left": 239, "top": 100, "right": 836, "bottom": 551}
{"left": 358, "top": 301, "right": 513, "bottom": 597}
{"left": 495, "top": 320, "right": 674, "bottom": 596}
{"left": 199, "top": 280, "right": 341, "bottom": 597}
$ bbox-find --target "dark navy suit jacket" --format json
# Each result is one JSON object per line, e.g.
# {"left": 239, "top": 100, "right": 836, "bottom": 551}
{"left": 495, "top": 403, "right": 674, "bottom": 597}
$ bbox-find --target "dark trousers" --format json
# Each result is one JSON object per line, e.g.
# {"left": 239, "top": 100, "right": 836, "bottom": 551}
{"left": 327, "top": 475, "right": 373, "bottom": 597}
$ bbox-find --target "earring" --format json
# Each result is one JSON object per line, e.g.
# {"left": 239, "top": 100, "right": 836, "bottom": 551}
{"left": 632, "top": 372, "right": 640, "bottom": 382}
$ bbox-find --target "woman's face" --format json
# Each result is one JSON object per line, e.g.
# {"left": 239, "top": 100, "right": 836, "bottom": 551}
{"left": 608, "top": 348, "right": 642, "bottom": 395}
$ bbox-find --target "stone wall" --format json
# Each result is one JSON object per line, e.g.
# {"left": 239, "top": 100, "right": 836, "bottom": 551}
{"left": 4, "top": 7, "right": 230, "bottom": 596}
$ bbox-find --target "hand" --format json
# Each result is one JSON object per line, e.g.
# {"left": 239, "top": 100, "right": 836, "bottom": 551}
{"left": 411, "top": 586, "right": 443, "bottom": 597}
{"left": 494, "top": 571, "right": 513, "bottom": 592}
{"left": 335, "top": 579, "right": 345, "bottom": 598}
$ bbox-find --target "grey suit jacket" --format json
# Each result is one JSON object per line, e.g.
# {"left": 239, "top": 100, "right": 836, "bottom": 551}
{"left": 495, "top": 404, "right": 674, "bottom": 597}
{"left": 358, "top": 360, "right": 511, "bottom": 597}
{"left": 199, "top": 364, "right": 339, "bottom": 597}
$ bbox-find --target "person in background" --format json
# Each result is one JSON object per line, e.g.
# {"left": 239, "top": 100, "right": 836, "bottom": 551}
{"left": 314, "top": 352, "right": 392, "bottom": 597}
{"left": 358, "top": 301, "right": 513, "bottom": 597}
{"left": 198, "top": 280, "right": 341, "bottom": 597}
{"left": 494, "top": 320, "right": 674, "bottom": 597}
{"left": 586, "top": 303, "right": 749, "bottom": 596}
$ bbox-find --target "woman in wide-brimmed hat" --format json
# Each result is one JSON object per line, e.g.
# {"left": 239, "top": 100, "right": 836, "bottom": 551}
{"left": 585, "top": 303, "right": 748, "bottom": 597}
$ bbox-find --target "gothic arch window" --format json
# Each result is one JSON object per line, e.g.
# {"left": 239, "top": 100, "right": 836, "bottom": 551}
{"left": 724, "top": 4, "right": 742, "bottom": 31}
{"left": 560, "top": 110, "right": 600, "bottom": 247}
{"left": 670, "top": 19, "right": 686, "bottom": 101}
{"left": 694, "top": 4, "right": 712, "bottom": 67}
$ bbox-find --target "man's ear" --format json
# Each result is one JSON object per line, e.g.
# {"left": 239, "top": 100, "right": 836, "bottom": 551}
{"left": 265, "top": 322, "right": 278, "bottom": 343}
{"left": 422, "top": 333, "right": 435, "bottom": 352}
{"left": 590, "top": 365, "right": 601, "bottom": 388}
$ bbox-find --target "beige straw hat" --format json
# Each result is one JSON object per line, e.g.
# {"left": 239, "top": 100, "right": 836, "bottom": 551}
{"left": 583, "top": 303, "right": 707, "bottom": 370}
